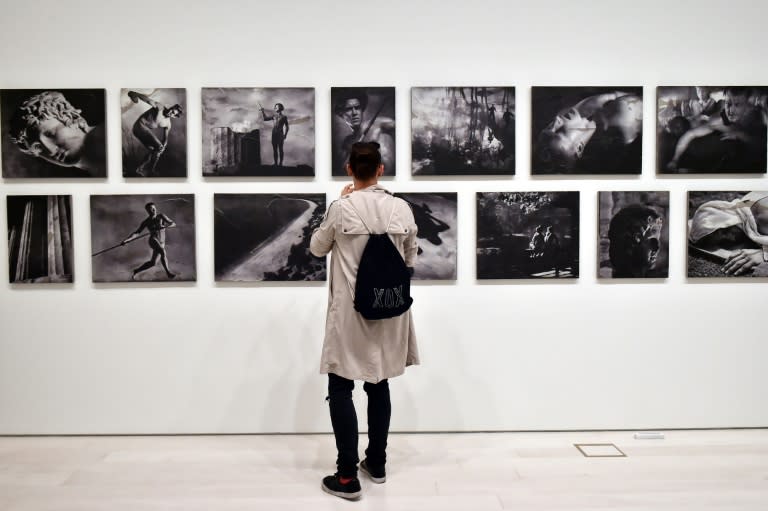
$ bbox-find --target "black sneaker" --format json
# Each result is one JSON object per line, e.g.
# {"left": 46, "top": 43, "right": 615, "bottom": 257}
{"left": 360, "top": 458, "right": 386, "bottom": 483}
{"left": 321, "top": 473, "right": 362, "bottom": 500}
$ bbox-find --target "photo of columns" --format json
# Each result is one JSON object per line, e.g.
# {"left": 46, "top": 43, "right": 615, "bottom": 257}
{"left": 7, "top": 195, "right": 74, "bottom": 283}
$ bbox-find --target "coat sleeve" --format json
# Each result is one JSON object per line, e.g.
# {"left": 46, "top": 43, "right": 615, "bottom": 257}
{"left": 310, "top": 200, "right": 338, "bottom": 257}
{"left": 402, "top": 204, "right": 419, "bottom": 268}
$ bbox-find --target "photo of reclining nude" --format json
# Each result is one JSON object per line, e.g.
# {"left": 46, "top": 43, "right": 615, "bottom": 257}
{"left": 477, "top": 192, "right": 580, "bottom": 279}
{"left": 688, "top": 191, "right": 768, "bottom": 278}
{"left": 121, "top": 88, "right": 186, "bottom": 178}
{"left": 214, "top": 193, "right": 327, "bottom": 282}
{"left": 598, "top": 191, "right": 669, "bottom": 279}
{"left": 658, "top": 87, "right": 767, "bottom": 174}
{"left": 532, "top": 86, "right": 642, "bottom": 175}
{"left": 393, "top": 193, "right": 457, "bottom": 280}
{"left": 2, "top": 89, "right": 107, "bottom": 178}
{"left": 411, "top": 87, "right": 515, "bottom": 175}
{"left": 90, "top": 194, "right": 196, "bottom": 283}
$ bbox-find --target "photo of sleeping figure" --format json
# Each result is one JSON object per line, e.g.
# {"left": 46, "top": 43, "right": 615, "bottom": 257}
{"left": 658, "top": 87, "right": 767, "bottom": 174}
{"left": 531, "top": 87, "right": 643, "bottom": 175}
{"left": 688, "top": 191, "right": 768, "bottom": 277}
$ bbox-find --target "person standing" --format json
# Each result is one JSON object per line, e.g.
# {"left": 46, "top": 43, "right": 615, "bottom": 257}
{"left": 310, "top": 142, "right": 419, "bottom": 500}
{"left": 259, "top": 102, "right": 289, "bottom": 167}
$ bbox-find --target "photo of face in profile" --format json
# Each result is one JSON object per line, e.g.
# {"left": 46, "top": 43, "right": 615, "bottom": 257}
{"left": 531, "top": 87, "right": 643, "bottom": 175}
{"left": 1, "top": 89, "right": 107, "bottom": 178}
{"left": 688, "top": 191, "right": 768, "bottom": 278}
{"left": 331, "top": 87, "right": 395, "bottom": 177}
{"left": 598, "top": 192, "right": 669, "bottom": 279}
{"left": 657, "top": 86, "right": 767, "bottom": 174}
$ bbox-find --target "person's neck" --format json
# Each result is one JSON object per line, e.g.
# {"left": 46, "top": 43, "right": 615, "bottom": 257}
{"left": 353, "top": 178, "right": 379, "bottom": 191}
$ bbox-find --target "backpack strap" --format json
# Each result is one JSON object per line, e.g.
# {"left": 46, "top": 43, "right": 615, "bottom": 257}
{"left": 345, "top": 194, "right": 398, "bottom": 235}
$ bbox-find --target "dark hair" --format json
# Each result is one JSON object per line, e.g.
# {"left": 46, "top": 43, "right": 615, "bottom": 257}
{"left": 333, "top": 89, "right": 368, "bottom": 117}
{"left": 274, "top": 103, "right": 284, "bottom": 112}
{"left": 348, "top": 141, "right": 381, "bottom": 180}
{"left": 724, "top": 87, "right": 751, "bottom": 98}
{"left": 145, "top": 202, "right": 156, "bottom": 212}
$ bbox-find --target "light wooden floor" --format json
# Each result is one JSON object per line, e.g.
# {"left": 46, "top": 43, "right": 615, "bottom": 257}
{"left": 0, "top": 429, "right": 766, "bottom": 510}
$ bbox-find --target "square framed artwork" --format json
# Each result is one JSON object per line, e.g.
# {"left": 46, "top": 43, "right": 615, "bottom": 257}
{"left": 90, "top": 194, "right": 196, "bottom": 282}
{"left": 1, "top": 89, "right": 107, "bottom": 178}
{"left": 7, "top": 195, "right": 73, "bottom": 283}
{"left": 214, "top": 193, "right": 326, "bottom": 282}
{"left": 598, "top": 191, "right": 669, "bottom": 279}
{"left": 121, "top": 88, "right": 187, "bottom": 178}
{"left": 202, "top": 88, "right": 315, "bottom": 177}
{"left": 531, "top": 87, "right": 642, "bottom": 175}
{"left": 394, "top": 193, "right": 457, "bottom": 280}
{"left": 657, "top": 86, "right": 767, "bottom": 174}
{"left": 477, "top": 192, "right": 580, "bottom": 279}
{"left": 331, "top": 87, "right": 395, "bottom": 177}
{"left": 411, "top": 87, "right": 515, "bottom": 175}
{"left": 687, "top": 191, "right": 768, "bottom": 278}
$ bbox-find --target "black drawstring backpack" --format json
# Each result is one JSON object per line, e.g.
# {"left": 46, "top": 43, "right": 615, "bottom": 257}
{"left": 348, "top": 197, "right": 413, "bottom": 320}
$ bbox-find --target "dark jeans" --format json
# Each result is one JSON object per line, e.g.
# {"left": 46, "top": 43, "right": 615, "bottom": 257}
{"left": 327, "top": 373, "right": 391, "bottom": 478}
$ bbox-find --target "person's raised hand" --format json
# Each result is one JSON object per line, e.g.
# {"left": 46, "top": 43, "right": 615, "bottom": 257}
{"left": 341, "top": 183, "right": 354, "bottom": 197}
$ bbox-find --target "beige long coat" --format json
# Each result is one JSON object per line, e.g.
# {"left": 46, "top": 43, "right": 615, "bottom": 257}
{"left": 310, "top": 185, "right": 419, "bottom": 383}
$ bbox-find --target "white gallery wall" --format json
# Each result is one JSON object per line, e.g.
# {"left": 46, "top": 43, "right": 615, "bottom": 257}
{"left": 0, "top": 0, "right": 766, "bottom": 434}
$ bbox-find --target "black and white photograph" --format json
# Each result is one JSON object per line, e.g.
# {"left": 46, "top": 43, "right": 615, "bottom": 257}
{"left": 214, "top": 193, "right": 326, "bottom": 282}
{"left": 657, "top": 86, "right": 768, "bottom": 174}
{"left": 1, "top": 89, "right": 107, "bottom": 178}
{"left": 598, "top": 191, "right": 669, "bottom": 279}
{"left": 687, "top": 191, "right": 768, "bottom": 278}
{"left": 121, "top": 88, "right": 186, "bottom": 178}
{"left": 411, "top": 87, "right": 515, "bottom": 175}
{"left": 476, "top": 192, "right": 579, "bottom": 279}
{"left": 90, "top": 194, "right": 196, "bottom": 283}
{"left": 202, "top": 88, "right": 314, "bottom": 177}
{"left": 7, "top": 195, "right": 73, "bottom": 283}
{"left": 331, "top": 87, "right": 395, "bottom": 177}
{"left": 394, "top": 193, "right": 457, "bottom": 280}
{"left": 531, "top": 87, "right": 643, "bottom": 175}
